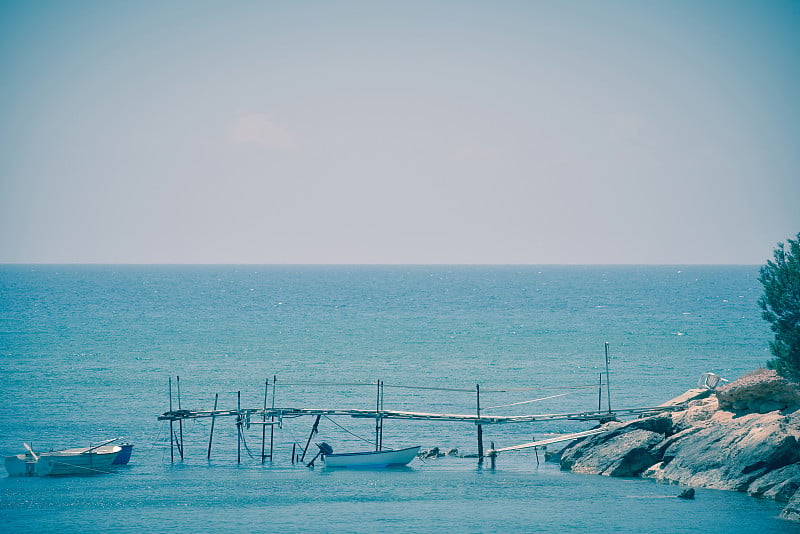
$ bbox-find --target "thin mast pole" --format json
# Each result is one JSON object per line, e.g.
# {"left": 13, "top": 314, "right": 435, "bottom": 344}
{"left": 207, "top": 393, "right": 218, "bottom": 460}
{"left": 375, "top": 379, "right": 381, "bottom": 451}
{"left": 598, "top": 372, "right": 603, "bottom": 411}
{"left": 300, "top": 415, "right": 321, "bottom": 463}
{"left": 269, "top": 375, "right": 276, "bottom": 460}
{"left": 169, "top": 377, "right": 174, "bottom": 463}
{"left": 261, "top": 378, "right": 269, "bottom": 463}
{"left": 605, "top": 342, "right": 612, "bottom": 413}
{"left": 379, "top": 380, "right": 384, "bottom": 450}
{"left": 476, "top": 383, "right": 484, "bottom": 464}
{"left": 177, "top": 376, "right": 184, "bottom": 460}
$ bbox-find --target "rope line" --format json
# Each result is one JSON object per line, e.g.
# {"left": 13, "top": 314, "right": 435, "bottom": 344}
{"left": 323, "top": 416, "right": 374, "bottom": 445}
{"left": 43, "top": 460, "right": 113, "bottom": 475}
{"left": 483, "top": 384, "right": 599, "bottom": 393}
{"left": 239, "top": 424, "right": 256, "bottom": 459}
{"left": 273, "top": 381, "right": 377, "bottom": 387}
{"left": 282, "top": 424, "right": 307, "bottom": 453}
{"left": 483, "top": 390, "right": 582, "bottom": 410}
{"left": 266, "top": 380, "right": 598, "bottom": 393}
{"left": 149, "top": 422, "right": 165, "bottom": 450}
{"left": 383, "top": 384, "right": 476, "bottom": 392}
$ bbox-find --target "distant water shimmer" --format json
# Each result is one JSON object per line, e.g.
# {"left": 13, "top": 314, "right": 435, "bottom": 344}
{"left": 0, "top": 265, "right": 791, "bottom": 532}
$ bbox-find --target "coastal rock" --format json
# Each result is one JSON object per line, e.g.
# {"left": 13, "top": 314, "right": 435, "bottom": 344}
{"left": 419, "top": 447, "right": 439, "bottom": 459}
{"left": 716, "top": 369, "right": 800, "bottom": 413}
{"left": 560, "top": 415, "right": 676, "bottom": 476}
{"left": 748, "top": 462, "right": 800, "bottom": 502}
{"left": 558, "top": 370, "right": 800, "bottom": 521}
{"left": 419, "top": 447, "right": 461, "bottom": 458}
{"left": 782, "top": 491, "right": 800, "bottom": 522}
{"left": 644, "top": 410, "right": 800, "bottom": 491}
{"left": 561, "top": 428, "right": 665, "bottom": 477}
{"left": 668, "top": 396, "right": 718, "bottom": 432}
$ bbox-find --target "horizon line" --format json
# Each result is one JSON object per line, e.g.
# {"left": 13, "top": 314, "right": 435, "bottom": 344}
{"left": 0, "top": 262, "right": 763, "bottom": 267}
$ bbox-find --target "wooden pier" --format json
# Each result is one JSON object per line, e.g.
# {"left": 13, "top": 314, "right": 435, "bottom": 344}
{"left": 156, "top": 373, "right": 687, "bottom": 465}
{"left": 159, "top": 404, "right": 685, "bottom": 425}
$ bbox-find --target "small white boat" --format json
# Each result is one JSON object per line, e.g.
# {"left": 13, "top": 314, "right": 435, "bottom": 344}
{"left": 5, "top": 439, "right": 122, "bottom": 477}
{"left": 317, "top": 443, "right": 420, "bottom": 468}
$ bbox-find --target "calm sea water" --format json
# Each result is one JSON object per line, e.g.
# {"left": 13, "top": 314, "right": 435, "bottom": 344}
{"left": 0, "top": 265, "right": 791, "bottom": 532}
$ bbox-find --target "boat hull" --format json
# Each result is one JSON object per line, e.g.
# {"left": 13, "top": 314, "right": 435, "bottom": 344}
{"left": 5, "top": 455, "right": 37, "bottom": 477}
{"left": 89, "top": 444, "right": 133, "bottom": 465}
{"left": 112, "top": 444, "right": 133, "bottom": 465}
{"left": 323, "top": 446, "right": 420, "bottom": 468}
{"left": 5, "top": 446, "right": 121, "bottom": 477}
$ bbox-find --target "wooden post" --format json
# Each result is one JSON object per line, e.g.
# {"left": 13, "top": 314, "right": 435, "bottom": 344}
{"left": 261, "top": 378, "right": 269, "bottom": 464}
{"left": 375, "top": 379, "right": 381, "bottom": 451}
{"left": 301, "top": 415, "right": 321, "bottom": 462}
{"left": 476, "top": 383, "right": 484, "bottom": 464}
{"left": 605, "top": 342, "right": 612, "bottom": 413}
{"left": 237, "top": 390, "right": 242, "bottom": 464}
{"left": 269, "top": 375, "right": 276, "bottom": 460}
{"left": 489, "top": 441, "right": 496, "bottom": 469}
{"left": 379, "top": 380, "right": 384, "bottom": 450}
{"left": 291, "top": 443, "right": 296, "bottom": 465}
{"left": 177, "top": 376, "right": 184, "bottom": 460}
{"left": 207, "top": 393, "right": 219, "bottom": 460}
{"left": 598, "top": 372, "right": 603, "bottom": 411}
{"left": 168, "top": 377, "right": 174, "bottom": 462}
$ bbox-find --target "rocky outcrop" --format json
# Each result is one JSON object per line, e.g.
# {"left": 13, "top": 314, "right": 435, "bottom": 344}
{"left": 781, "top": 491, "right": 800, "bottom": 521}
{"left": 560, "top": 416, "right": 673, "bottom": 477}
{"left": 559, "top": 369, "right": 800, "bottom": 522}
{"left": 644, "top": 408, "right": 800, "bottom": 491}
{"left": 749, "top": 463, "right": 800, "bottom": 501}
{"left": 418, "top": 447, "right": 462, "bottom": 459}
{"left": 717, "top": 368, "right": 800, "bottom": 413}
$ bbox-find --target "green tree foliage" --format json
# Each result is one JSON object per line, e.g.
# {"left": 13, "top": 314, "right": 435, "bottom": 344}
{"left": 758, "top": 232, "right": 800, "bottom": 381}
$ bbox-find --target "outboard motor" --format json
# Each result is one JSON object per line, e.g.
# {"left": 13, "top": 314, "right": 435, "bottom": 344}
{"left": 306, "top": 442, "right": 334, "bottom": 468}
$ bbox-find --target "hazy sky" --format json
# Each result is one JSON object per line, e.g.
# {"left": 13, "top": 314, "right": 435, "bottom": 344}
{"left": 1, "top": 1, "right": 798, "bottom": 264}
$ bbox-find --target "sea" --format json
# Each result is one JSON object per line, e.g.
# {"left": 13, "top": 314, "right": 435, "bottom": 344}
{"left": 0, "top": 265, "right": 793, "bottom": 533}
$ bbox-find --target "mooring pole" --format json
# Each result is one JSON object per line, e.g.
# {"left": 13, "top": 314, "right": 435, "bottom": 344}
{"left": 300, "top": 414, "right": 321, "bottom": 462}
{"left": 261, "top": 378, "right": 269, "bottom": 463}
{"left": 379, "top": 380, "right": 384, "bottom": 450}
{"left": 375, "top": 379, "right": 381, "bottom": 451}
{"left": 476, "top": 383, "right": 484, "bottom": 464}
{"left": 177, "top": 376, "right": 184, "bottom": 460}
{"left": 168, "top": 377, "right": 174, "bottom": 463}
{"left": 207, "top": 393, "right": 219, "bottom": 460}
{"left": 236, "top": 391, "right": 243, "bottom": 463}
{"left": 598, "top": 372, "right": 603, "bottom": 411}
{"left": 269, "top": 375, "right": 277, "bottom": 461}
{"left": 605, "top": 342, "right": 612, "bottom": 413}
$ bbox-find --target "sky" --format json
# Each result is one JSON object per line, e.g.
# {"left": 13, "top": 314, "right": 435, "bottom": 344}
{"left": 1, "top": 0, "right": 798, "bottom": 264}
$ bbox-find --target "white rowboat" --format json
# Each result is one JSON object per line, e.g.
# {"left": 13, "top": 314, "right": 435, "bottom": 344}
{"left": 322, "top": 445, "right": 420, "bottom": 468}
{"left": 5, "top": 439, "right": 122, "bottom": 477}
